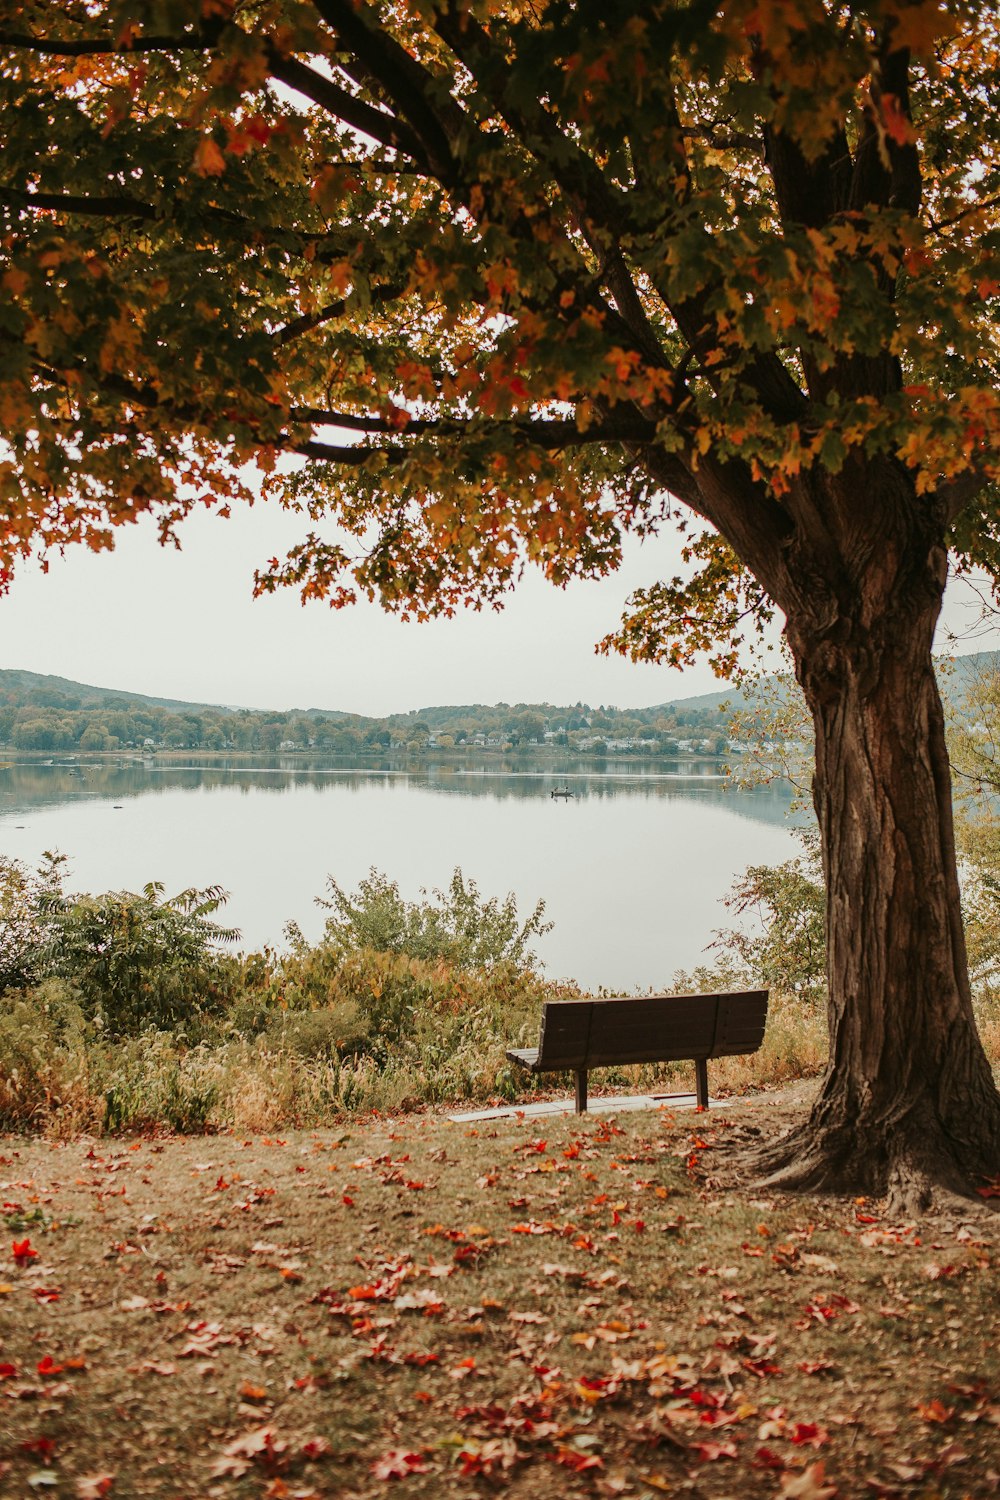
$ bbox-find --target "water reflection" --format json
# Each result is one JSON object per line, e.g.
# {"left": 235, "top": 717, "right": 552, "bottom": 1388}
{"left": 0, "top": 754, "right": 797, "bottom": 828}
{"left": 0, "top": 754, "right": 803, "bottom": 987}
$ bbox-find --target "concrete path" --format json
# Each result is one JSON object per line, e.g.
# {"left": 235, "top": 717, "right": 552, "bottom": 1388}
{"left": 448, "top": 1092, "right": 731, "bottom": 1122}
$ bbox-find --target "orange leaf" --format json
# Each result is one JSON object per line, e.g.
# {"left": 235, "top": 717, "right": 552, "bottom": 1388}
{"left": 194, "top": 137, "right": 227, "bottom": 177}
{"left": 779, "top": 1462, "right": 839, "bottom": 1499}
{"left": 916, "top": 1399, "right": 954, "bottom": 1424}
{"left": 880, "top": 94, "right": 917, "bottom": 146}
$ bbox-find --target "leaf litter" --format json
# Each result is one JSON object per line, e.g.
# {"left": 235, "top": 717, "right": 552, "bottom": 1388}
{"left": 0, "top": 1085, "right": 997, "bottom": 1496}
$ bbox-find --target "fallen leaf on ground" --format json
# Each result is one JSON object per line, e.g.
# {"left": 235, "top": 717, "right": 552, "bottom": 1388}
{"left": 371, "top": 1449, "right": 430, "bottom": 1479}
{"left": 779, "top": 1461, "right": 839, "bottom": 1498}
{"left": 76, "top": 1476, "right": 115, "bottom": 1499}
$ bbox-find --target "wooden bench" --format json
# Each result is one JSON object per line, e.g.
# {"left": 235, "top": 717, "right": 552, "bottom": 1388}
{"left": 507, "top": 990, "right": 768, "bottom": 1112}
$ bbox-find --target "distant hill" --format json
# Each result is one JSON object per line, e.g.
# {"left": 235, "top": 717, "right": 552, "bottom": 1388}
{"left": 648, "top": 647, "right": 1000, "bottom": 720}
{"left": 1, "top": 646, "right": 996, "bottom": 744}
{"left": 0, "top": 668, "right": 229, "bottom": 714}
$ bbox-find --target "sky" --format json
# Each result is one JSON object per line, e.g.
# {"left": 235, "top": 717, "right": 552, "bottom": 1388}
{"left": 0, "top": 496, "right": 996, "bottom": 717}
{"left": 0, "top": 499, "right": 757, "bottom": 715}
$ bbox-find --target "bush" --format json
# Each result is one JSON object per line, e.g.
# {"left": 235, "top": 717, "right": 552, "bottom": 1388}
{"left": 0, "top": 852, "right": 64, "bottom": 993}
{"left": 307, "top": 866, "right": 552, "bottom": 974}
{"left": 43, "top": 881, "right": 240, "bottom": 1036}
{"left": 709, "top": 836, "right": 826, "bottom": 1000}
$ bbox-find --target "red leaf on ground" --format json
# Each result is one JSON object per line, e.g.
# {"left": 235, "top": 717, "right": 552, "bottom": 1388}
{"left": 371, "top": 1449, "right": 430, "bottom": 1479}
{"left": 12, "top": 1238, "right": 38, "bottom": 1264}
{"left": 690, "top": 1440, "right": 739, "bottom": 1461}
{"left": 300, "top": 1436, "right": 332, "bottom": 1459}
{"left": 37, "top": 1355, "right": 64, "bottom": 1376}
{"left": 76, "top": 1476, "right": 115, "bottom": 1499}
{"left": 916, "top": 1399, "right": 954, "bottom": 1424}
{"left": 790, "top": 1422, "right": 829, "bottom": 1447}
{"left": 21, "top": 1437, "right": 56, "bottom": 1458}
{"left": 224, "top": 1426, "right": 286, "bottom": 1461}
{"left": 798, "top": 1360, "right": 837, "bottom": 1376}
{"left": 553, "top": 1449, "right": 604, "bottom": 1470}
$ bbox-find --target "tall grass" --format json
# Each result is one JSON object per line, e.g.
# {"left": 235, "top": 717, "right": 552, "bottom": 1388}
{"left": 0, "top": 960, "right": 842, "bottom": 1136}
{"left": 1, "top": 858, "right": 997, "bottom": 1136}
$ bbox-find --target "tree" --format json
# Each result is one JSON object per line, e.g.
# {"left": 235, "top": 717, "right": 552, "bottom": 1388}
{"left": 2, "top": 1, "right": 1000, "bottom": 1207}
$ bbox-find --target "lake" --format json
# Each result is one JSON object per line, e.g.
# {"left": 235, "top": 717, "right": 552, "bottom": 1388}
{"left": 0, "top": 756, "right": 805, "bottom": 991}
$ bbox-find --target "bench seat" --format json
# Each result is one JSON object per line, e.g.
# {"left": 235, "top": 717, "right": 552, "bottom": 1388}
{"left": 507, "top": 990, "right": 768, "bottom": 1112}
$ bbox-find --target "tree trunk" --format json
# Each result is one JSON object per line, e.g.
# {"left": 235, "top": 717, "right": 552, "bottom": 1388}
{"left": 759, "top": 537, "right": 1000, "bottom": 1214}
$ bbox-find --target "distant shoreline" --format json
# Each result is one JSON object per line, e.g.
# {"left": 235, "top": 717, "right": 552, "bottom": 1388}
{"left": 1, "top": 744, "right": 735, "bottom": 766}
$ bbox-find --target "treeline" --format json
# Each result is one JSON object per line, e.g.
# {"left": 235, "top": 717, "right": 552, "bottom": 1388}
{"left": 0, "top": 676, "right": 736, "bottom": 755}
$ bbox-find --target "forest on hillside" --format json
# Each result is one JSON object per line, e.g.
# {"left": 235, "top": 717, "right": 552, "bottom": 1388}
{"left": 0, "top": 672, "right": 741, "bottom": 756}
{"left": 2, "top": 653, "right": 991, "bottom": 757}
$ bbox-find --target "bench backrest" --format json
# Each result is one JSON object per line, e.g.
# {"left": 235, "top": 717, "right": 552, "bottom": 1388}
{"left": 535, "top": 990, "right": 768, "bottom": 1070}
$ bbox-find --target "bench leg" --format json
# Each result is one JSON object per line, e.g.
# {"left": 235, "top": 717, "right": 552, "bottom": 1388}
{"left": 575, "top": 1070, "right": 588, "bottom": 1113}
{"left": 695, "top": 1058, "right": 709, "bottom": 1110}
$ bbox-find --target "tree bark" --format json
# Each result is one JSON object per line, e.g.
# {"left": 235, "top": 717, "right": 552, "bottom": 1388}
{"left": 756, "top": 505, "right": 1000, "bottom": 1214}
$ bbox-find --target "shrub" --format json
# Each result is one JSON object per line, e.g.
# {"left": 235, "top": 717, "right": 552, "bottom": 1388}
{"left": 43, "top": 881, "right": 240, "bottom": 1035}
{"left": 307, "top": 866, "right": 552, "bottom": 974}
{"left": 709, "top": 837, "right": 826, "bottom": 1000}
{"left": 0, "top": 852, "right": 64, "bottom": 993}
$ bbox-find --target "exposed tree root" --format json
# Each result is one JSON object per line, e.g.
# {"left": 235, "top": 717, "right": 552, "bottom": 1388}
{"left": 750, "top": 1089, "right": 1000, "bottom": 1219}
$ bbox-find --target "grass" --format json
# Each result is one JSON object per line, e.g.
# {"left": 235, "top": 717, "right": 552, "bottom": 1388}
{"left": 0, "top": 969, "right": 836, "bottom": 1136}
{"left": 0, "top": 1093, "right": 996, "bottom": 1497}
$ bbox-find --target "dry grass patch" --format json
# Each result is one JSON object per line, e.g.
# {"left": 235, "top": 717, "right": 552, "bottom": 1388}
{"left": 0, "top": 1087, "right": 997, "bottom": 1499}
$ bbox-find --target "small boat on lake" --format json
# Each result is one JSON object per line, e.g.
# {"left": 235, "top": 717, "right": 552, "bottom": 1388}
{"left": 551, "top": 786, "right": 575, "bottom": 799}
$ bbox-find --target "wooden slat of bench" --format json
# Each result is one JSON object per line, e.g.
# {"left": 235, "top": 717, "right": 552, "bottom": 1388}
{"left": 533, "top": 1000, "right": 593, "bottom": 1069}
{"left": 585, "top": 1000, "right": 716, "bottom": 1067}
{"left": 710, "top": 991, "right": 769, "bottom": 1056}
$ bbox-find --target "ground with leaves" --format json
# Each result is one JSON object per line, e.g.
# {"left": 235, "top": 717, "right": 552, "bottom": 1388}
{"left": 0, "top": 1085, "right": 997, "bottom": 1499}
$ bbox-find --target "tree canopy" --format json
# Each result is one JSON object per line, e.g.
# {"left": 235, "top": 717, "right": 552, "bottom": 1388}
{"left": 4, "top": 0, "right": 1000, "bottom": 1209}
{"left": 1, "top": 1, "right": 996, "bottom": 639}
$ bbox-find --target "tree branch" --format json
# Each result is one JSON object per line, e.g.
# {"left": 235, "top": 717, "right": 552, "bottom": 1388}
{"left": 429, "top": 3, "right": 625, "bottom": 232}
{"left": 928, "top": 192, "right": 1000, "bottom": 236}
{"left": 273, "top": 284, "right": 403, "bottom": 345}
{"left": 286, "top": 439, "right": 401, "bottom": 465}
{"left": 288, "top": 408, "right": 656, "bottom": 447}
{"left": 940, "top": 468, "right": 991, "bottom": 526}
{"left": 310, "top": 0, "right": 462, "bottom": 180}
{"left": 0, "top": 184, "right": 375, "bottom": 262}
{"left": 265, "top": 47, "right": 427, "bottom": 165}
{"left": 0, "top": 31, "right": 204, "bottom": 55}
{"left": 0, "top": 184, "right": 156, "bottom": 220}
